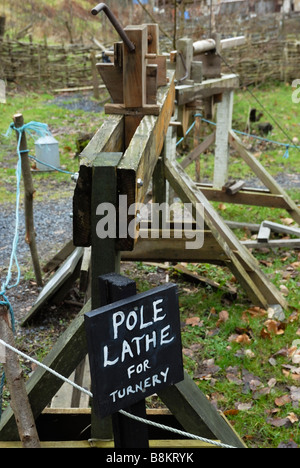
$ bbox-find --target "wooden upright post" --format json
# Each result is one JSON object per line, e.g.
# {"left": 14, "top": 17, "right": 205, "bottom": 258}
{"left": 13, "top": 114, "right": 43, "bottom": 288}
{"left": 213, "top": 91, "right": 234, "bottom": 189}
{"left": 97, "top": 274, "right": 149, "bottom": 448}
{"left": 89, "top": 152, "right": 123, "bottom": 440}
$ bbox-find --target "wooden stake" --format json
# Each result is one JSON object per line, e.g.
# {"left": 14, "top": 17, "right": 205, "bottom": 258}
{"left": 0, "top": 304, "right": 40, "bottom": 448}
{"left": 13, "top": 114, "right": 43, "bottom": 288}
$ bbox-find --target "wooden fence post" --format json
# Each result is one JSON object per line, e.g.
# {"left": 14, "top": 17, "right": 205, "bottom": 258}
{"left": 0, "top": 304, "right": 40, "bottom": 448}
{"left": 13, "top": 113, "right": 43, "bottom": 288}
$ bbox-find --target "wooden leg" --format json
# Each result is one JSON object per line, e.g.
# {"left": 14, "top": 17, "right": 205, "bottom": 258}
{"left": 213, "top": 90, "right": 233, "bottom": 189}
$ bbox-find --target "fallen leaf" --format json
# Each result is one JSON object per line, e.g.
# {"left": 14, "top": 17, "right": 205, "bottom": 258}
{"left": 280, "top": 217, "right": 294, "bottom": 226}
{"left": 223, "top": 409, "right": 239, "bottom": 416}
{"left": 279, "top": 285, "right": 289, "bottom": 296}
{"left": 260, "top": 328, "right": 271, "bottom": 340}
{"left": 236, "top": 402, "right": 252, "bottom": 411}
{"left": 275, "top": 394, "right": 292, "bottom": 407}
{"left": 216, "top": 310, "right": 229, "bottom": 326}
{"left": 268, "top": 378, "right": 277, "bottom": 388}
{"left": 235, "top": 334, "right": 252, "bottom": 345}
{"left": 290, "top": 386, "right": 300, "bottom": 403}
{"left": 287, "top": 412, "right": 299, "bottom": 424}
{"left": 185, "top": 316, "right": 203, "bottom": 327}
{"left": 264, "top": 319, "right": 285, "bottom": 335}
{"left": 266, "top": 417, "right": 291, "bottom": 427}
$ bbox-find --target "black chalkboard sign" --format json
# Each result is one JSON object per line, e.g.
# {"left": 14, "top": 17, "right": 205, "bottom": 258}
{"left": 84, "top": 283, "right": 184, "bottom": 419}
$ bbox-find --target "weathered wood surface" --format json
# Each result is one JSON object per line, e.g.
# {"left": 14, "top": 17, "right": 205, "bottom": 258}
{"left": 176, "top": 74, "right": 239, "bottom": 105}
{"left": 117, "top": 70, "right": 175, "bottom": 248}
{"left": 0, "top": 301, "right": 91, "bottom": 441}
{"left": 0, "top": 306, "right": 40, "bottom": 448}
{"left": 0, "top": 439, "right": 222, "bottom": 448}
{"left": 122, "top": 229, "right": 227, "bottom": 264}
{"left": 196, "top": 185, "right": 290, "bottom": 209}
{"left": 20, "top": 247, "right": 83, "bottom": 326}
{"left": 164, "top": 159, "right": 287, "bottom": 309}
{"left": 73, "top": 116, "right": 124, "bottom": 247}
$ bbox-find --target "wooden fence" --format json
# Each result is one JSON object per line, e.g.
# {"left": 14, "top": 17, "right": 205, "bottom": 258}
{"left": 1, "top": 12, "right": 300, "bottom": 90}
{"left": 0, "top": 38, "right": 100, "bottom": 90}
{"left": 222, "top": 39, "right": 300, "bottom": 85}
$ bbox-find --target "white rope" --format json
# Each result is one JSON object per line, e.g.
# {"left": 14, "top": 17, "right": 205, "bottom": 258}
{"left": 0, "top": 338, "right": 237, "bottom": 448}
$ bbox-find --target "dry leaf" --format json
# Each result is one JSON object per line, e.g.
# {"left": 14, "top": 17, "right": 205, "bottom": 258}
{"left": 275, "top": 394, "right": 291, "bottom": 407}
{"left": 287, "top": 412, "right": 299, "bottom": 424}
{"left": 216, "top": 310, "right": 229, "bottom": 326}
{"left": 280, "top": 217, "right": 294, "bottom": 225}
{"left": 236, "top": 402, "right": 252, "bottom": 411}
{"left": 185, "top": 316, "right": 202, "bottom": 327}
{"left": 279, "top": 285, "right": 289, "bottom": 296}
{"left": 235, "top": 334, "right": 251, "bottom": 345}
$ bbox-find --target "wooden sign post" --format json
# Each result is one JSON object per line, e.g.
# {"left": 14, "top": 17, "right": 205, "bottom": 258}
{"left": 84, "top": 273, "right": 184, "bottom": 448}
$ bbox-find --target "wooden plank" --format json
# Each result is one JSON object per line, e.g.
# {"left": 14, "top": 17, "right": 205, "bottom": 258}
{"left": 79, "top": 115, "right": 124, "bottom": 167}
{"left": 122, "top": 230, "right": 228, "bottom": 264}
{"left": 43, "top": 240, "right": 76, "bottom": 274}
{"left": 243, "top": 238, "right": 300, "bottom": 249}
{"left": 96, "top": 63, "right": 123, "bottom": 103}
{"left": 181, "top": 132, "right": 216, "bottom": 169}
{"left": 116, "top": 70, "right": 175, "bottom": 251}
{"left": 229, "top": 130, "right": 300, "bottom": 224}
{"left": 0, "top": 301, "right": 91, "bottom": 442}
{"left": 224, "top": 180, "right": 246, "bottom": 195}
{"left": 263, "top": 221, "right": 300, "bottom": 237}
{"left": 176, "top": 74, "right": 239, "bottom": 105}
{"left": 0, "top": 439, "right": 221, "bottom": 448}
{"left": 21, "top": 247, "right": 83, "bottom": 326}
{"left": 123, "top": 25, "right": 148, "bottom": 108}
{"left": 157, "top": 371, "right": 246, "bottom": 448}
{"left": 164, "top": 159, "right": 287, "bottom": 309}
{"left": 257, "top": 223, "right": 271, "bottom": 243}
{"left": 195, "top": 185, "right": 289, "bottom": 209}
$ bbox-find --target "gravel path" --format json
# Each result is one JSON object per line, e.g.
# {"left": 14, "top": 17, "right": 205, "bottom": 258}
{"left": 0, "top": 193, "right": 74, "bottom": 324}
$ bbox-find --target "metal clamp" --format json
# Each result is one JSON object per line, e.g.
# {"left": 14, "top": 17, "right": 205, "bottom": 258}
{"left": 91, "top": 3, "right": 135, "bottom": 53}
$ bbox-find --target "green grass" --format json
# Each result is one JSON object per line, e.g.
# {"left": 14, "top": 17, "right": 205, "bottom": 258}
{"left": 180, "top": 81, "right": 300, "bottom": 187}
{"left": 0, "top": 91, "right": 105, "bottom": 203}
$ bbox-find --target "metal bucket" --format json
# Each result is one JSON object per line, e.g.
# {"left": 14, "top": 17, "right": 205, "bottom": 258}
{"left": 34, "top": 135, "right": 60, "bottom": 171}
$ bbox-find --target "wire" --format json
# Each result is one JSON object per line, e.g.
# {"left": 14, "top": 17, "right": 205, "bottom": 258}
{"left": 218, "top": 52, "right": 300, "bottom": 155}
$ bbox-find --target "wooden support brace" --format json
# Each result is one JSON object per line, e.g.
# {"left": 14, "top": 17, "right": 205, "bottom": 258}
{"left": 164, "top": 158, "right": 287, "bottom": 309}
{"left": 229, "top": 130, "right": 300, "bottom": 225}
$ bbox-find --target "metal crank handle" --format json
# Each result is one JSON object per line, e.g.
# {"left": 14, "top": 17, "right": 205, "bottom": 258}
{"left": 91, "top": 3, "right": 135, "bottom": 53}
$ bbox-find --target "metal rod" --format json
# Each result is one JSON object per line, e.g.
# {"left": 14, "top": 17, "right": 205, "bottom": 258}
{"left": 91, "top": 3, "right": 135, "bottom": 52}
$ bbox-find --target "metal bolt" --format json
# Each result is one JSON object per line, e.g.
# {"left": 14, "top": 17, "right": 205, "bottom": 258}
{"left": 137, "top": 178, "right": 144, "bottom": 188}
